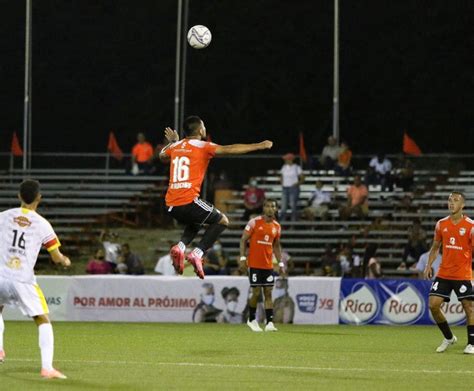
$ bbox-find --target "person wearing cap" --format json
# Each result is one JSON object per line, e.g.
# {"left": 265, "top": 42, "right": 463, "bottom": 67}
{"left": 280, "top": 153, "right": 304, "bottom": 221}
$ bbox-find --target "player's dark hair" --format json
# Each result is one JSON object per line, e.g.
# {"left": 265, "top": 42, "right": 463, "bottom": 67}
{"left": 183, "top": 116, "right": 202, "bottom": 136}
{"left": 451, "top": 191, "right": 465, "bottom": 201}
{"left": 19, "top": 179, "right": 40, "bottom": 204}
{"left": 263, "top": 198, "right": 278, "bottom": 207}
{"left": 362, "top": 243, "right": 378, "bottom": 277}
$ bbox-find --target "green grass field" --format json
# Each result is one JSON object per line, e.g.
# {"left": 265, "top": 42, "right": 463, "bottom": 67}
{"left": 1, "top": 322, "right": 472, "bottom": 390}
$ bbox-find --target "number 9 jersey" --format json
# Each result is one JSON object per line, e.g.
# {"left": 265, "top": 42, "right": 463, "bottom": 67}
{"left": 0, "top": 208, "right": 60, "bottom": 284}
{"left": 164, "top": 139, "right": 219, "bottom": 207}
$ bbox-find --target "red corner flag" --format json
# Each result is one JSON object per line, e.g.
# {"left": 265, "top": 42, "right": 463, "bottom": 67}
{"left": 299, "top": 132, "right": 308, "bottom": 163}
{"left": 11, "top": 132, "right": 23, "bottom": 157}
{"left": 107, "top": 132, "right": 123, "bottom": 160}
{"left": 403, "top": 132, "right": 422, "bottom": 156}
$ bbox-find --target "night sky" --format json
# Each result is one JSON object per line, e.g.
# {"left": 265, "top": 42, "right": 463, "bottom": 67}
{"left": 1, "top": 1, "right": 473, "bottom": 156}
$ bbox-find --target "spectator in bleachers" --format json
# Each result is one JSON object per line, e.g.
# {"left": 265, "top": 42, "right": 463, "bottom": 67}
{"left": 367, "top": 153, "right": 393, "bottom": 191}
{"left": 335, "top": 141, "right": 352, "bottom": 176}
{"left": 339, "top": 175, "right": 369, "bottom": 220}
{"left": 337, "top": 245, "right": 353, "bottom": 277}
{"left": 319, "top": 136, "right": 341, "bottom": 170}
{"left": 154, "top": 243, "right": 177, "bottom": 276}
{"left": 131, "top": 132, "right": 154, "bottom": 175}
{"left": 414, "top": 250, "right": 442, "bottom": 280}
{"left": 242, "top": 177, "right": 266, "bottom": 221}
{"left": 99, "top": 230, "right": 121, "bottom": 265}
{"left": 302, "top": 180, "right": 331, "bottom": 221}
{"left": 398, "top": 219, "right": 427, "bottom": 269}
{"left": 320, "top": 245, "right": 339, "bottom": 276}
{"left": 394, "top": 157, "right": 415, "bottom": 192}
{"left": 86, "top": 249, "right": 114, "bottom": 274}
{"left": 118, "top": 243, "right": 145, "bottom": 275}
{"left": 280, "top": 153, "right": 304, "bottom": 221}
{"left": 351, "top": 249, "right": 362, "bottom": 277}
{"left": 203, "top": 241, "right": 230, "bottom": 275}
{"left": 363, "top": 244, "right": 382, "bottom": 279}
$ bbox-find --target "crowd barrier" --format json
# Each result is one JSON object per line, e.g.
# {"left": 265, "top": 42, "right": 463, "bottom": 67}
{"left": 3, "top": 276, "right": 469, "bottom": 325}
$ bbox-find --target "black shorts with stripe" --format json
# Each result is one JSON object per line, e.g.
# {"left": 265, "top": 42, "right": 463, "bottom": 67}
{"left": 248, "top": 268, "right": 275, "bottom": 287}
{"left": 429, "top": 277, "right": 474, "bottom": 302}
{"left": 167, "top": 198, "right": 223, "bottom": 226}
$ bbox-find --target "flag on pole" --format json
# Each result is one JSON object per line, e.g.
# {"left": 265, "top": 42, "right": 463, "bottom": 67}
{"left": 403, "top": 132, "right": 422, "bottom": 156}
{"left": 107, "top": 132, "right": 123, "bottom": 160}
{"left": 299, "top": 132, "right": 308, "bottom": 163}
{"left": 11, "top": 132, "right": 23, "bottom": 157}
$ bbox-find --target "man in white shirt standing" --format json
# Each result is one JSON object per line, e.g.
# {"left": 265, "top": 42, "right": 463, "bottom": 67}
{"left": 0, "top": 180, "right": 71, "bottom": 379}
{"left": 280, "top": 153, "right": 304, "bottom": 221}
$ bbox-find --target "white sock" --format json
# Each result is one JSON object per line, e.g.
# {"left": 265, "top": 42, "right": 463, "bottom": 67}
{"left": 192, "top": 248, "right": 204, "bottom": 258}
{"left": 177, "top": 242, "right": 186, "bottom": 251}
{"left": 0, "top": 313, "right": 4, "bottom": 351}
{"left": 38, "top": 323, "right": 54, "bottom": 370}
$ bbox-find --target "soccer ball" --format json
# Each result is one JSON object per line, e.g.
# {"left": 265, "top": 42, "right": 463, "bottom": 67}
{"left": 187, "top": 25, "right": 212, "bottom": 49}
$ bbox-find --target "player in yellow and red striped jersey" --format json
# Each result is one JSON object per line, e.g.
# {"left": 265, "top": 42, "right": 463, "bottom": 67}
{"left": 0, "top": 180, "right": 71, "bottom": 379}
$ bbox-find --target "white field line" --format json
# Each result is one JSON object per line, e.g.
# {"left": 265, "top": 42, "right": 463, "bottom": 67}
{"left": 6, "top": 358, "right": 474, "bottom": 375}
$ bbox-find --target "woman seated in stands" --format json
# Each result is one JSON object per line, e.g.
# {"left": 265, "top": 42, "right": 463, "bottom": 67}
{"left": 363, "top": 244, "right": 382, "bottom": 279}
{"left": 86, "top": 249, "right": 114, "bottom": 274}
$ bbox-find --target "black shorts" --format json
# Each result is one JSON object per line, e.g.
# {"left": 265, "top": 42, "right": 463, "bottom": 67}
{"left": 249, "top": 268, "right": 275, "bottom": 287}
{"left": 429, "top": 277, "right": 474, "bottom": 302}
{"left": 168, "top": 198, "right": 223, "bottom": 226}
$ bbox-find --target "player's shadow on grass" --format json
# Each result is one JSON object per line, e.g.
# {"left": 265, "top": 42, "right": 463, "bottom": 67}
{"left": 2, "top": 368, "right": 106, "bottom": 389}
{"left": 284, "top": 329, "right": 359, "bottom": 337}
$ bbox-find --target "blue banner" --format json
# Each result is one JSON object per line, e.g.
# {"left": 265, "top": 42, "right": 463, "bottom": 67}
{"left": 339, "top": 279, "right": 466, "bottom": 325}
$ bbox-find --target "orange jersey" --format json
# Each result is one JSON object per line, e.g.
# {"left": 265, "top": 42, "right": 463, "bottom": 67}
{"left": 165, "top": 139, "right": 219, "bottom": 206}
{"left": 434, "top": 215, "right": 474, "bottom": 280}
{"left": 245, "top": 216, "right": 281, "bottom": 270}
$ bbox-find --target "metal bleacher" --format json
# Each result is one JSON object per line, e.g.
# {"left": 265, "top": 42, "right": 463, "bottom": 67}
{"left": 209, "top": 168, "right": 474, "bottom": 276}
{"left": 0, "top": 169, "right": 167, "bottom": 260}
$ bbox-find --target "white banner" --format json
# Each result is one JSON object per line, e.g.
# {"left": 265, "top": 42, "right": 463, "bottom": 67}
{"left": 2, "top": 276, "right": 341, "bottom": 324}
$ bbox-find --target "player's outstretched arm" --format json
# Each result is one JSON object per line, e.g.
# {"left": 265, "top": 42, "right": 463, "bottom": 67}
{"left": 159, "top": 127, "right": 180, "bottom": 163}
{"left": 215, "top": 140, "right": 273, "bottom": 155}
{"left": 49, "top": 248, "right": 71, "bottom": 268}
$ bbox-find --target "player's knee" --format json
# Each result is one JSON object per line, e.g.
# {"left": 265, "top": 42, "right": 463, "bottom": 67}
{"left": 218, "top": 214, "right": 229, "bottom": 226}
{"left": 428, "top": 301, "right": 442, "bottom": 313}
{"left": 33, "top": 314, "right": 50, "bottom": 326}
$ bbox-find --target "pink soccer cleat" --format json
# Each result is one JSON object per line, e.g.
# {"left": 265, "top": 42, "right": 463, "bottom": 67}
{"left": 186, "top": 252, "right": 205, "bottom": 279}
{"left": 41, "top": 368, "right": 67, "bottom": 379}
{"left": 170, "top": 245, "right": 185, "bottom": 275}
{"left": 0, "top": 350, "right": 5, "bottom": 363}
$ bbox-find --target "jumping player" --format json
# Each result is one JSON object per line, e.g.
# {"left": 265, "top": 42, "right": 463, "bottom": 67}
{"left": 0, "top": 179, "right": 71, "bottom": 378}
{"left": 159, "top": 116, "right": 272, "bottom": 279}
{"left": 424, "top": 191, "right": 474, "bottom": 354}
{"left": 239, "top": 199, "right": 284, "bottom": 332}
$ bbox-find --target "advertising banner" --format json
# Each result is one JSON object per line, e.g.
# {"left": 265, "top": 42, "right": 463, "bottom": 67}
{"left": 3, "top": 276, "right": 341, "bottom": 324}
{"left": 339, "top": 279, "right": 467, "bottom": 325}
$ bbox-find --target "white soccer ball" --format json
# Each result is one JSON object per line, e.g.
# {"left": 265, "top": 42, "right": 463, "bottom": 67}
{"left": 187, "top": 25, "right": 212, "bottom": 49}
